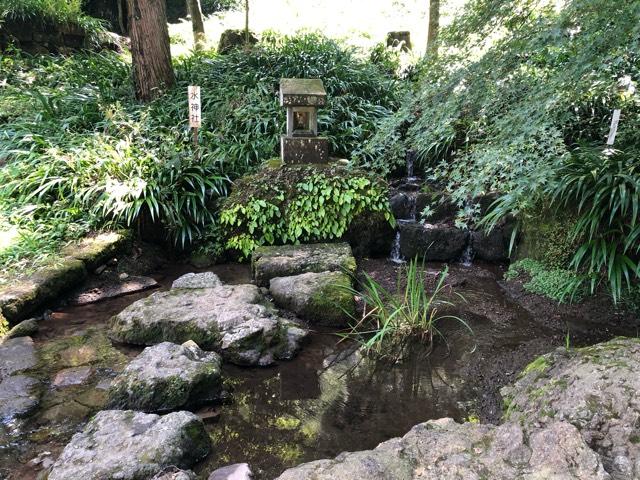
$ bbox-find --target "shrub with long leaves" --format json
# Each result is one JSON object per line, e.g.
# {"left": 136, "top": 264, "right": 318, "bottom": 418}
{"left": 340, "top": 259, "right": 472, "bottom": 360}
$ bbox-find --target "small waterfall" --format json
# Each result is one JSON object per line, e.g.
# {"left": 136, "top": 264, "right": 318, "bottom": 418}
{"left": 407, "top": 194, "right": 417, "bottom": 221}
{"left": 390, "top": 231, "right": 404, "bottom": 264}
{"left": 405, "top": 150, "right": 417, "bottom": 181}
{"left": 460, "top": 242, "right": 474, "bottom": 267}
{"left": 389, "top": 150, "right": 420, "bottom": 264}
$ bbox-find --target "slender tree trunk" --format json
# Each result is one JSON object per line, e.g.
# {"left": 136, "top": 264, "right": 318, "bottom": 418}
{"left": 127, "top": 0, "right": 175, "bottom": 102}
{"left": 117, "top": 0, "right": 126, "bottom": 34}
{"left": 244, "top": 0, "right": 249, "bottom": 45}
{"left": 427, "top": 0, "right": 440, "bottom": 56}
{"left": 187, "top": 0, "right": 205, "bottom": 49}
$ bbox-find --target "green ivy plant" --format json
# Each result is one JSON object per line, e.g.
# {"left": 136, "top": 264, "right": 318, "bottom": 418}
{"left": 220, "top": 165, "right": 394, "bottom": 258}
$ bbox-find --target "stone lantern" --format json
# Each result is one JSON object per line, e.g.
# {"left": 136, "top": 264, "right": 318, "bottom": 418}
{"left": 280, "top": 78, "right": 329, "bottom": 164}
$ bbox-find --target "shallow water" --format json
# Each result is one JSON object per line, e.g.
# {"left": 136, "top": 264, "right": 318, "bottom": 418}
{"left": 1, "top": 260, "right": 637, "bottom": 480}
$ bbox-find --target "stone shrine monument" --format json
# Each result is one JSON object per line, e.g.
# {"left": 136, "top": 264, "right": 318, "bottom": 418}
{"left": 280, "top": 78, "right": 329, "bottom": 164}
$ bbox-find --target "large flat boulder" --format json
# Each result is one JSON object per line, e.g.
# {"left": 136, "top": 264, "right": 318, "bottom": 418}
{"left": 269, "top": 271, "right": 355, "bottom": 327}
{"left": 109, "top": 277, "right": 308, "bottom": 366}
{"left": 48, "top": 410, "right": 211, "bottom": 480}
{"left": 502, "top": 337, "right": 640, "bottom": 480}
{"left": 399, "top": 222, "right": 469, "bottom": 262}
{"left": 276, "top": 418, "right": 609, "bottom": 480}
{"left": 252, "top": 243, "right": 356, "bottom": 287}
{"left": 108, "top": 341, "right": 223, "bottom": 412}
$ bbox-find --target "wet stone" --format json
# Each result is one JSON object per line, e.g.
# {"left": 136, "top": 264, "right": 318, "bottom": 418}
{"left": 48, "top": 410, "right": 211, "bottom": 480}
{"left": 69, "top": 276, "right": 159, "bottom": 306}
{"left": 0, "top": 375, "right": 40, "bottom": 422}
{"left": 399, "top": 222, "right": 469, "bottom": 262}
{"left": 152, "top": 466, "right": 197, "bottom": 480}
{"left": 208, "top": 463, "right": 253, "bottom": 480}
{"left": 53, "top": 366, "right": 92, "bottom": 388}
{"left": 108, "top": 341, "right": 223, "bottom": 412}
{"left": 0, "top": 336, "right": 37, "bottom": 377}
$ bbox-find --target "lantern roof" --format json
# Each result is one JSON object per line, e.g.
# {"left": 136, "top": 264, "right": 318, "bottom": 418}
{"left": 279, "top": 78, "right": 327, "bottom": 107}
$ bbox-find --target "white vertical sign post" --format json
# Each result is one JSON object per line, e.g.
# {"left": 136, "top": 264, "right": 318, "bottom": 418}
{"left": 607, "top": 109, "right": 621, "bottom": 146}
{"left": 188, "top": 86, "right": 201, "bottom": 159}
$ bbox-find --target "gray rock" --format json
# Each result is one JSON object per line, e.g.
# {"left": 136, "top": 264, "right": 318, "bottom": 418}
{"left": 471, "top": 218, "right": 515, "bottom": 262}
{"left": 208, "top": 463, "right": 253, "bottom": 480}
{"left": 0, "top": 336, "right": 37, "bottom": 377}
{"left": 152, "top": 466, "right": 197, "bottom": 480}
{"left": 252, "top": 243, "right": 356, "bottom": 287}
{"left": 53, "top": 366, "right": 92, "bottom": 387}
{"left": 69, "top": 276, "right": 159, "bottom": 305}
{"left": 109, "top": 284, "right": 308, "bottom": 366}
{"left": 0, "top": 375, "right": 40, "bottom": 422}
{"left": 0, "top": 336, "right": 40, "bottom": 423}
{"left": 48, "top": 410, "right": 210, "bottom": 480}
{"left": 502, "top": 337, "right": 640, "bottom": 480}
{"left": 389, "top": 192, "right": 412, "bottom": 220}
{"left": 4, "top": 318, "right": 39, "bottom": 339}
{"left": 108, "top": 341, "right": 223, "bottom": 412}
{"left": 172, "top": 272, "right": 222, "bottom": 289}
{"left": 218, "top": 29, "right": 258, "bottom": 54}
{"left": 269, "top": 271, "right": 355, "bottom": 327}
{"left": 415, "top": 193, "right": 458, "bottom": 224}
{"left": 399, "top": 222, "right": 469, "bottom": 261}
{"left": 276, "top": 418, "right": 609, "bottom": 480}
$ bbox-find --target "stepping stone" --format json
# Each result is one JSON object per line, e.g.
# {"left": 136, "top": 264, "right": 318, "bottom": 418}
{"left": 252, "top": 243, "right": 357, "bottom": 287}
{"left": 108, "top": 341, "right": 223, "bottom": 412}
{"left": 109, "top": 280, "right": 308, "bottom": 366}
{"left": 48, "top": 410, "right": 210, "bottom": 480}
{"left": 172, "top": 272, "right": 222, "bottom": 289}
{"left": 0, "top": 336, "right": 40, "bottom": 423}
{"left": 53, "top": 366, "right": 92, "bottom": 387}
{"left": 0, "top": 375, "right": 40, "bottom": 422}
{"left": 208, "top": 463, "right": 253, "bottom": 480}
{"left": 0, "top": 336, "right": 37, "bottom": 377}
{"left": 270, "top": 271, "right": 355, "bottom": 327}
{"left": 69, "top": 276, "right": 159, "bottom": 305}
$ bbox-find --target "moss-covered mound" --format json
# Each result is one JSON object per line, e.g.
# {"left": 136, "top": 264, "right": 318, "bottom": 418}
{"left": 220, "top": 163, "right": 394, "bottom": 258}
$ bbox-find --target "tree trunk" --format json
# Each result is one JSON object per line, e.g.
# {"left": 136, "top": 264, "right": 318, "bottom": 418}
{"left": 427, "top": 0, "right": 440, "bottom": 56}
{"left": 244, "top": 0, "right": 250, "bottom": 45}
{"left": 127, "top": 0, "right": 175, "bottom": 102}
{"left": 187, "top": 0, "right": 205, "bottom": 49}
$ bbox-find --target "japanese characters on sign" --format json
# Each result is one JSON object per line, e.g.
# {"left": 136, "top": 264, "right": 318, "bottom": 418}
{"left": 188, "top": 86, "right": 201, "bottom": 128}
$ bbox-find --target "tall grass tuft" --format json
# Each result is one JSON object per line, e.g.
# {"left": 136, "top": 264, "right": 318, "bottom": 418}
{"left": 340, "top": 258, "right": 472, "bottom": 360}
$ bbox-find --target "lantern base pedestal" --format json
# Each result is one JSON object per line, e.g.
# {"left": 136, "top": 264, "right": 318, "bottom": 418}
{"left": 281, "top": 136, "right": 329, "bottom": 164}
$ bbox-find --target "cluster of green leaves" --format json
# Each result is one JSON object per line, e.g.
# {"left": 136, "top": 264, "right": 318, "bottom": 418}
{"left": 359, "top": 0, "right": 640, "bottom": 301}
{"left": 340, "top": 258, "right": 471, "bottom": 361}
{"left": 0, "top": 0, "right": 105, "bottom": 33}
{"left": 219, "top": 164, "right": 393, "bottom": 258}
{"left": 506, "top": 259, "right": 587, "bottom": 303}
{"left": 0, "top": 33, "right": 400, "bottom": 274}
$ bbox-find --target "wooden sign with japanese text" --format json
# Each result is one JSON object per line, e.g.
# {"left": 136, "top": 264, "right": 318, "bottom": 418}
{"left": 188, "top": 86, "right": 201, "bottom": 128}
{"left": 607, "top": 109, "right": 621, "bottom": 146}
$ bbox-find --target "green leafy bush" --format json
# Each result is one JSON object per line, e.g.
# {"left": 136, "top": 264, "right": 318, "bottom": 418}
{"left": 0, "top": 0, "right": 105, "bottom": 33}
{"left": 219, "top": 164, "right": 393, "bottom": 258}
{"left": 360, "top": 0, "right": 640, "bottom": 301}
{"left": 506, "top": 259, "right": 587, "bottom": 303}
{"left": 0, "top": 33, "right": 399, "bottom": 273}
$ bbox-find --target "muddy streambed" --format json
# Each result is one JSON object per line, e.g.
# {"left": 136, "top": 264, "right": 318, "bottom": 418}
{"left": 1, "top": 259, "right": 638, "bottom": 480}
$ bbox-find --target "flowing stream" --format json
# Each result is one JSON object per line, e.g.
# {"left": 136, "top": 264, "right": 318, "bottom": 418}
{"left": 1, "top": 260, "right": 637, "bottom": 480}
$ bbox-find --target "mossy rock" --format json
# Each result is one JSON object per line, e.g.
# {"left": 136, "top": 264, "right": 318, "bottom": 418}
{"left": 269, "top": 271, "right": 355, "bottom": 327}
{"left": 252, "top": 242, "right": 357, "bottom": 288}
